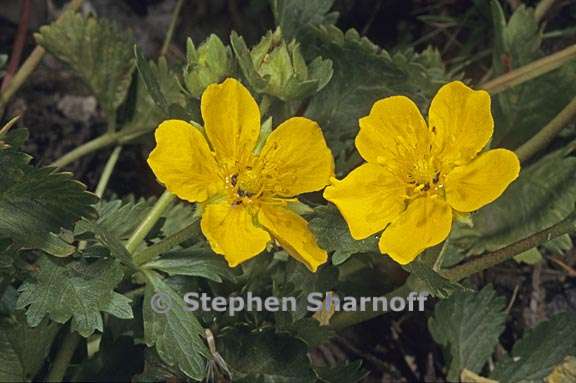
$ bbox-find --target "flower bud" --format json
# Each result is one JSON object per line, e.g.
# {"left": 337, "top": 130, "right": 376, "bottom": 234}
{"left": 183, "top": 35, "right": 235, "bottom": 98}
{"left": 231, "top": 28, "right": 333, "bottom": 101}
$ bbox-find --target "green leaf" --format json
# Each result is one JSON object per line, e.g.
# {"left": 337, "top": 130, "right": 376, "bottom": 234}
{"left": 0, "top": 150, "right": 97, "bottom": 252}
{"left": 81, "top": 198, "right": 153, "bottom": 240}
{"left": 309, "top": 205, "right": 378, "bottom": 265}
{"left": 134, "top": 46, "right": 169, "bottom": 114}
{"left": 429, "top": 285, "right": 507, "bottom": 381}
{"left": 456, "top": 146, "right": 576, "bottom": 255}
{"left": 35, "top": 12, "right": 135, "bottom": 120}
{"left": 16, "top": 256, "right": 129, "bottom": 337}
{"left": 271, "top": 0, "right": 338, "bottom": 40}
{"left": 315, "top": 360, "right": 369, "bottom": 383}
{"left": 490, "top": 312, "right": 576, "bottom": 382}
{"left": 301, "top": 26, "right": 451, "bottom": 171}
{"left": 405, "top": 260, "right": 464, "bottom": 298}
{"left": 280, "top": 317, "right": 335, "bottom": 347}
{"left": 490, "top": 3, "right": 576, "bottom": 148}
{"left": 142, "top": 249, "right": 235, "bottom": 283}
{"left": 143, "top": 271, "right": 208, "bottom": 381}
{"left": 0, "top": 317, "right": 59, "bottom": 382}
{"left": 217, "top": 328, "right": 316, "bottom": 382}
{"left": 513, "top": 247, "right": 543, "bottom": 265}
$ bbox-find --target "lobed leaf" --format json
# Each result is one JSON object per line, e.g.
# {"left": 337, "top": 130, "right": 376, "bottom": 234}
{"left": 16, "top": 256, "right": 130, "bottom": 337}
{"left": 35, "top": 12, "right": 135, "bottom": 120}
{"left": 429, "top": 285, "right": 507, "bottom": 381}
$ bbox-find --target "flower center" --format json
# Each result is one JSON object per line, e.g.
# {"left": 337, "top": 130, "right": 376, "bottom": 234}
{"left": 407, "top": 157, "right": 444, "bottom": 198}
{"left": 225, "top": 167, "right": 264, "bottom": 206}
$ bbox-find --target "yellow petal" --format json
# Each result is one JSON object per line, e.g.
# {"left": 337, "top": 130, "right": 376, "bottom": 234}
{"left": 379, "top": 197, "right": 452, "bottom": 265}
{"left": 148, "top": 120, "right": 223, "bottom": 202}
{"left": 428, "top": 81, "right": 493, "bottom": 164}
{"left": 257, "top": 117, "right": 334, "bottom": 196}
{"left": 200, "top": 202, "right": 270, "bottom": 267}
{"left": 356, "top": 96, "right": 429, "bottom": 164}
{"left": 323, "top": 163, "right": 406, "bottom": 239}
{"left": 445, "top": 149, "right": 520, "bottom": 212}
{"left": 259, "top": 205, "right": 327, "bottom": 272}
{"left": 201, "top": 78, "right": 261, "bottom": 163}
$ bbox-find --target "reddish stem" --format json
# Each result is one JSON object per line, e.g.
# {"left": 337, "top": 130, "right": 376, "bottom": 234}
{"left": 1, "top": 0, "right": 32, "bottom": 91}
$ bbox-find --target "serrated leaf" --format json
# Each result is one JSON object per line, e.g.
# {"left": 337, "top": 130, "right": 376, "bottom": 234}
{"left": 490, "top": 3, "right": 576, "bottom": 148}
{"left": 91, "top": 198, "right": 153, "bottom": 240}
{"left": 301, "top": 26, "right": 452, "bottom": 171}
{"left": 35, "top": 12, "right": 135, "bottom": 119}
{"left": 0, "top": 150, "right": 97, "bottom": 251}
{"left": 491, "top": 313, "right": 576, "bottom": 382}
{"left": 0, "top": 317, "right": 59, "bottom": 382}
{"left": 282, "top": 317, "right": 335, "bottom": 347}
{"left": 143, "top": 271, "right": 208, "bottom": 381}
{"left": 429, "top": 285, "right": 507, "bottom": 381}
{"left": 315, "top": 360, "right": 369, "bottom": 383}
{"left": 16, "top": 256, "right": 128, "bottom": 337}
{"left": 271, "top": 0, "right": 338, "bottom": 40}
{"left": 217, "top": 328, "right": 316, "bottom": 382}
{"left": 405, "top": 260, "right": 464, "bottom": 298}
{"left": 142, "top": 249, "right": 235, "bottom": 283}
{"left": 309, "top": 205, "right": 378, "bottom": 265}
{"left": 134, "top": 46, "right": 169, "bottom": 113}
{"left": 456, "top": 146, "right": 576, "bottom": 255}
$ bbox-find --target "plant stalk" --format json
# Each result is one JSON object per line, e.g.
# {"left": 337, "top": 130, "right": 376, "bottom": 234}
{"left": 481, "top": 44, "right": 576, "bottom": 94}
{"left": 330, "top": 212, "right": 576, "bottom": 329}
{"left": 441, "top": 212, "right": 576, "bottom": 282}
{"left": 134, "top": 218, "right": 201, "bottom": 265}
{"left": 50, "top": 127, "right": 152, "bottom": 168}
{"left": 160, "top": 0, "right": 185, "bottom": 57}
{"left": 515, "top": 95, "right": 576, "bottom": 162}
{"left": 125, "top": 190, "right": 175, "bottom": 254}
{"left": 0, "top": 0, "right": 84, "bottom": 116}
{"left": 535, "top": 0, "right": 557, "bottom": 22}
{"left": 46, "top": 331, "right": 81, "bottom": 382}
{"left": 94, "top": 145, "right": 122, "bottom": 197}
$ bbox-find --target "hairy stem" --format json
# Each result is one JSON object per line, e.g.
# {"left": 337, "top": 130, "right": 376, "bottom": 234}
{"left": 46, "top": 330, "right": 81, "bottom": 382}
{"left": 330, "top": 212, "right": 576, "bottom": 329}
{"left": 94, "top": 145, "right": 123, "bottom": 197}
{"left": 535, "top": 0, "right": 557, "bottom": 23}
{"left": 160, "top": 0, "right": 185, "bottom": 57}
{"left": 515, "top": 95, "right": 576, "bottom": 162}
{"left": 481, "top": 44, "right": 576, "bottom": 94}
{"left": 441, "top": 212, "right": 576, "bottom": 282}
{"left": 50, "top": 127, "right": 151, "bottom": 168}
{"left": 125, "top": 191, "right": 175, "bottom": 254}
{"left": 134, "top": 218, "right": 201, "bottom": 266}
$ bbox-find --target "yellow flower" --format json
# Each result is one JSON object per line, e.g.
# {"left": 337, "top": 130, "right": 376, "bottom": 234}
{"left": 324, "top": 81, "right": 520, "bottom": 265}
{"left": 148, "top": 78, "right": 334, "bottom": 271}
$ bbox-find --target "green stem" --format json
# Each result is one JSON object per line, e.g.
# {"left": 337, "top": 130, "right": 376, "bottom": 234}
{"left": 515, "top": 95, "right": 576, "bottom": 162}
{"left": 134, "top": 218, "right": 201, "bottom": 266}
{"left": 160, "top": 0, "right": 185, "bottom": 57}
{"left": 330, "top": 212, "right": 576, "bottom": 330}
{"left": 94, "top": 145, "right": 122, "bottom": 198}
{"left": 441, "top": 212, "right": 576, "bottom": 282}
{"left": 46, "top": 331, "right": 81, "bottom": 382}
{"left": 0, "top": 0, "right": 84, "bottom": 116}
{"left": 125, "top": 191, "right": 175, "bottom": 254}
{"left": 481, "top": 44, "right": 576, "bottom": 94}
{"left": 50, "top": 127, "right": 152, "bottom": 169}
{"left": 535, "top": 0, "right": 557, "bottom": 22}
